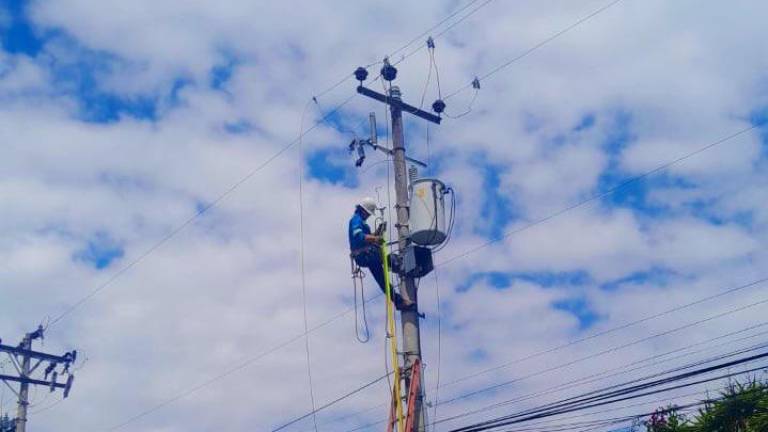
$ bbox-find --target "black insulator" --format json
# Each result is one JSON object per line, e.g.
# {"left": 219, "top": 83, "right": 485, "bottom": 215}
{"left": 354, "top": 67, "right": 368, "bottom": 82}
{"left": 381, "top": 63, "right": 398, "bottom": 81}
{"left": 432, "top": 99, "right": 446, "bottom": 114}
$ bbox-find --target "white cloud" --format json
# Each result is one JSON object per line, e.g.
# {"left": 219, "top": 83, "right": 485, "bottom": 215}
{"left": 1, "top": 1, "right": 767, "bottom": 431}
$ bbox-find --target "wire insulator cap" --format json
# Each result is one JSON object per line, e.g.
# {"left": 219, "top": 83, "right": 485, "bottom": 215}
{"left": 381, "top": 62, "right": 397, "bottom": 82}
{"left": 432, "top": 99, "right": 446, "bottom": 114}
{"left": 354, "top": 67, "right": 369, "bottom": 83}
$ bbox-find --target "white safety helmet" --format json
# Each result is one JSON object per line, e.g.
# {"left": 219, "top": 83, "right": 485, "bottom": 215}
{"left": 358, "top": 197, "right": 378, "bottom": 216}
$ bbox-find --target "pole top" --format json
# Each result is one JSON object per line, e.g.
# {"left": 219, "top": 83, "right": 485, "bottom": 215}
{"left": 389, "top": 86, "right": 402, "bottom": 100}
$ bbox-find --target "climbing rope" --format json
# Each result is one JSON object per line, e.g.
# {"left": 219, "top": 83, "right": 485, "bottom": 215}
{"left": 382, "top": 231, "right": 404, "bottom": 432}
{"left": 350, "top": 258, "right": 371, "bottom": 344}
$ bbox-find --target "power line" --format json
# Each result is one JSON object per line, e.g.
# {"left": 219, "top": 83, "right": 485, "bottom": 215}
{"left": 277, "top": 117, "right": 764, "bottom": 432}
{"left": 45, "top": 0, "right": 502, "bottom": 329}
{"left": 437, "top": 122, "right": 760, "bottom": 268}
{"left": 271, "top": 372, "right": 392, "bottom": 432}
{"left": 444, "top": 0, "right": 627, "bottom": 100}
{"left": 433, "top": 337, "right": 768, "bottom": 429}
{"left": 300, "top": 321, "right": 768, "bottom": 432}
{"left": 453, "top": 359, "right": 768, "bottom": 432}
{"left": 447, "top": 350, "right": 768, "bottom": 432}
{"left": 297, "top": 100, "right": 320, "bottom": 432}
{"left": 104, "top": 296, "right": 375, "bottom": 431}
{"left": 437, "top": 291, "right": 768, "bottom": 408}
{"left": 395, "top": 0, "right": 495, "bottom": 67}
{"left": 300, "top": 123, "right": 764, "bottom": 432}
{"left": 464, "top": 382, "right": 729, "bottom": 432}
{"left": 456, "top": 352, "right": 768, "bottom": 431}
{"left": 328, "top": 290, "right": 768, "bottom": 432}
{"left": 439, "top": 276, "right": 768, "bottom": 389}
{"left": 294, "top": 277, "right": 768, "bottom": 431}
{"left": 343, "top": 342, "right": 768, "bottom": 432}
{"left": 389, "top": 0, "right": 488, "bottom": 61}
{"left": 320, "top": 280, "right": 768, "bottom": 432}
{"left": 99, "top": 17, "right": 761, "bottom": 432}
{"left": 47, "top": 94, "right": 357, "bottom": 328}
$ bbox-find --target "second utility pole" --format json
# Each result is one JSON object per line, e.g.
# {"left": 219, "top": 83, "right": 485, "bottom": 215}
{"left": 15, "top": 334, "right": 32, "bottom": 432}
{"left": 389, "top": 85, "right": 425, "bottom": 432}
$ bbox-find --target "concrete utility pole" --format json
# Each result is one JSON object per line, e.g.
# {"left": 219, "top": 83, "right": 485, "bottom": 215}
{"left": 0, "top": 327, "right": 76, "bottom": 432}
{"left": 355, "top": 59, "right": 443, "bottom": 431}
{"left": 389, "top": 86, "right": 426, "bottom": 432}
{"left": 14, "top": 335, "right": 31, "bottom": 432}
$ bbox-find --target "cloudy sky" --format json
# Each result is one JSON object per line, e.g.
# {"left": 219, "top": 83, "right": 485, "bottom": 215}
{"left": 1, "top": 0, "right": 768, "bottom": 431}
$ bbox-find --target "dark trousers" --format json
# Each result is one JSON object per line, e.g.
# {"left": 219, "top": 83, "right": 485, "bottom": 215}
{"left": 354, "top": 250, "right": 403, "bottom": 306}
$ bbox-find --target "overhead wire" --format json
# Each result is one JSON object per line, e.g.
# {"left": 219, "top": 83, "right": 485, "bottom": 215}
{"left": 446, "top": 350, "right": 768, "bottom": 432}
{"left": 28, "top": 397, "right": 65, "bottom": 416}
{"left": 336, "top": 295, "right": 768, "bottom": 432}
{"left": 297, "top": 99, "right": 320, "bottom": 432}
{"left": 104, "top": 294, "right": 377, "bottom": 431}
{"left": 338, "top": 348, "right": 768, "bottom": 432}
{"left": 271, "top": 372, "right": 393, "bottom": 432}
{"left": 440, "top": 276, "right": 768, "bottom": 389}
{"left": 67, "top": 1, "right": 768, "bottom": 430}
{"left": 460, "top": 383, "right": 731, "bottom": 432}
{"left": 459, "top": 362, "right": 768, "bottom": 432}
{"left": 443, "top": 0, "right": 627, "bottom": 101}
{"left": 386, "top": 0, "right": 487, "bottom": 62}
{"left": 432, "top": 336, "right": 768, "bottom": 429}
{"left": 436, "top": 122, "right": 761, "bottom": 268}
{"left": 456, "top": 394, "right": 727, "bottom": 432}
{"left": 44, "top": 0, "right": 501, "bottom": 330}
{"left": 436, "top": 291, "right": 768, "bottom": 408}
{"left": 461, "top": 350, "right": 768, "bottom": 429}
{"left": 100, "top": 1, "right": 510, "bottom": 427}
{"left": 292, "top": 277, "right": 768, "bottom": 432}
{"left": 395, "top": 0, "right": 496, "bottom": 67}
{"left": 47, "top": 93, "right": 357, "bottom": 329}
{"left": 292, "top": 278, "right": 768, "bottom": 432}
{"left": 294, "top": 321, "right": 768, "bottom": 432}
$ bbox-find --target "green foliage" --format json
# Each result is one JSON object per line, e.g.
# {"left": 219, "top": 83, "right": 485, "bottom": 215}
{"left": 695, "top": 379, "right": 768, "bottom": 432}
{"left": 645, "top": 378, "right": 768, "bottom": 432}
{"left": 645, "top": 405, "right": 693, "bottom": 432}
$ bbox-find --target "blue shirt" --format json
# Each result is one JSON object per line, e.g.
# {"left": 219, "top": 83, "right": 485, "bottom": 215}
{"left": 348, "top": 210, "right": 371, "bottom": 251}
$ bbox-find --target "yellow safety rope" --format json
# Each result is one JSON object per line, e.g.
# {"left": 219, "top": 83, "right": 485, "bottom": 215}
{"left": 381, "top": 235, "right": 404, "bottom": 432}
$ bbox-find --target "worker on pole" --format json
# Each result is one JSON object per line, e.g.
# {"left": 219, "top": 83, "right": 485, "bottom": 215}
{"left": 349, "top": 197, "right": 414, "bottom": 311}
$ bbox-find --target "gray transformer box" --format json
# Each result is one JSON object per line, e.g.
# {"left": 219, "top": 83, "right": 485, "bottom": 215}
{"left": 403, "top": 245, "right": 434, "bottom": 278}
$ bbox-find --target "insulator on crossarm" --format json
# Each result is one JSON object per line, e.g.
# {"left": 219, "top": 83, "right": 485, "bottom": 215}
{"left": 354, "top": 67, "right": 369, "bottom": 83}
{"left": 432, "top": 99, "right": 446, "bottom": 114}
{"left": 381, "top": 58, "right": 397, "bottom": 82}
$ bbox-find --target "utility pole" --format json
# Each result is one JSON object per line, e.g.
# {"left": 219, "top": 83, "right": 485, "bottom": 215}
{"left": 15, "top": 334, "right": 30, "bottom": 432}
{"left": 390, "top": 85, "right": 425, "bottom": 432}
{"left": 354, "top": 59, "right": 444, "bottom": 432}
{"left": 0, "top": 326, "right": 76, "bottom": 432}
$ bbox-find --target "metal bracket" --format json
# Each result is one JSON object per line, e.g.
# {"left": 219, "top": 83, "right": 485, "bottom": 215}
{"left": 357, "top": 86, "right": 442, "bottom": 124}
